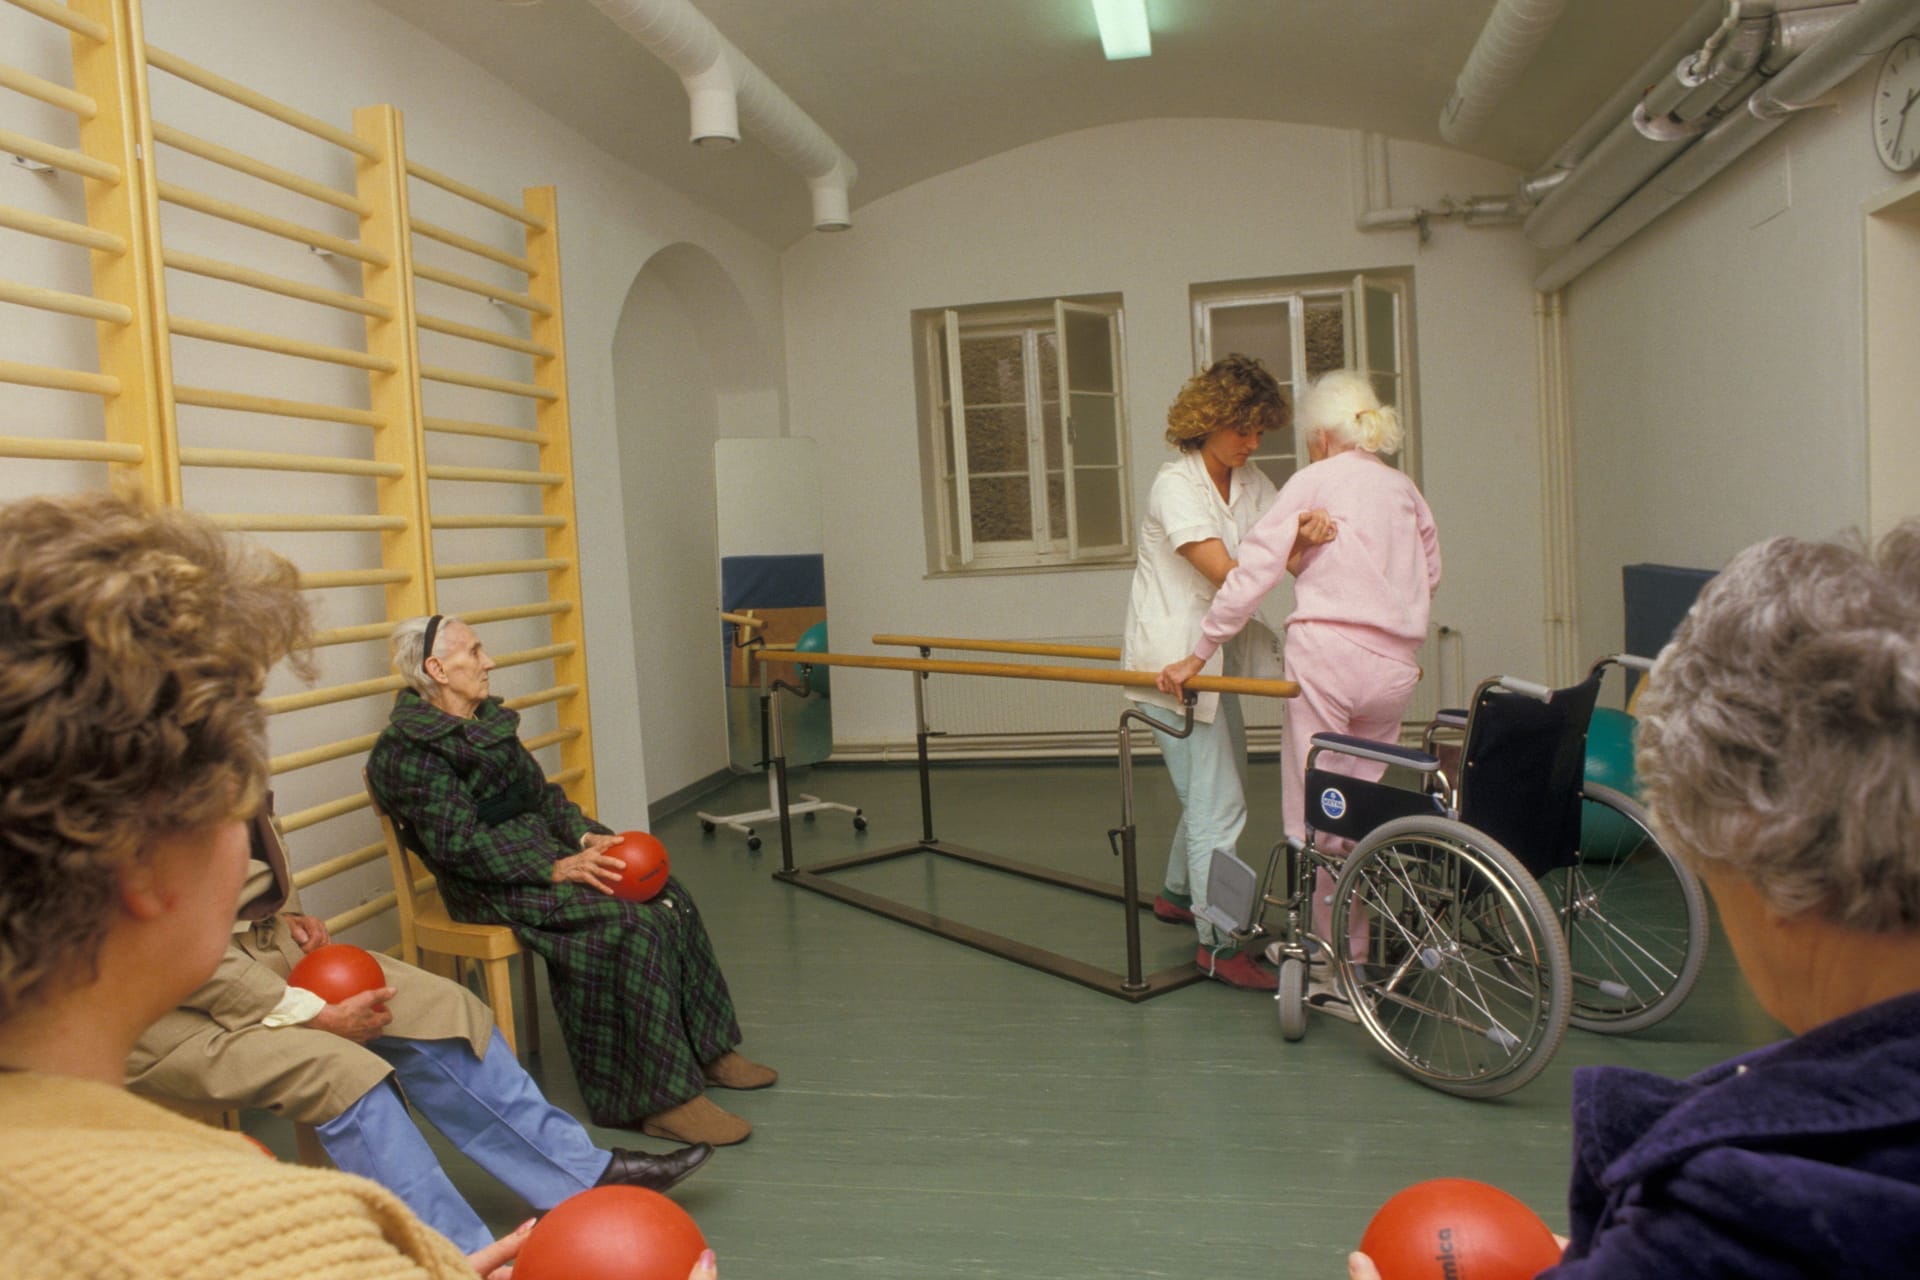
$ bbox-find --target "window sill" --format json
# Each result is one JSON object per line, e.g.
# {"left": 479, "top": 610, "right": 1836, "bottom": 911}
{"left": 925, "top": 555, "right": 1133, "bottom": 580}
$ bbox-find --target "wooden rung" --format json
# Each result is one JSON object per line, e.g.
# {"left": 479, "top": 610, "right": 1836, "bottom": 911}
{"left": 0, "top": 202, "right": 123, "bottom": 251}
{"left": 416, "top": 312, "right": 554, "bottom": 358}
{"left": 209, "top": 512, "right": 408, "bottom": 532}
{"left": 170, "top": 315, "right": 396, "bottom": 372}
{"left": 0, "top": 125, "right": 116, "bottom": 181}
{"left": 263, "top": 674, "right": 403, "bottom": 715}
{"left": 292, "top": 839, "right": 384, "bottom": 889}
{"left": 426, "top": 463, "right": 562, "bottom": 486}
{"left": 164, "top": 249, "right": 391, "bottom": 319}
{"left": 279, "top": 790, "right": 372, "bottom": 833}
{"left": 8, "top": 0, "right": 110, "bottom": 41}
{"left": 325, "top": 891, "right": 396, "bottom": 934}
{"left": 0, "top": 278, "right": 131, "bottom": 324}
{"left": 0, "top": 358, "right": 118, "bottom": 396}
{"left": 151, "top": 122, "right": 366, "bottom": 215}
{"left": 297, "top": 567, "right": 411, "bottom": 591}
{"left": 406, "top": 159, "right": 545, "bottom": 228}
{"left": 488, "top": 642, "right": 575, "bottom": 670}
{"left": 435, "top": 557, "right": 568, "bottom": 580}
{"left": 158, "top": 181, "right": 387, "bottom": 266}
{"left": 177, "top": 446, "right": 403, "bottom": 478}
{"left": 174, "top": 384, "right": 383, "bottom": 429}
{"left": 432, "top": 513, "right": 565, "bottom": 530}
{"left": 312, "top": 619, "right": 400, "bottom": 648}
{"left": 0, "top": 64, "right": 95, "bottom": 117}
{"left": 0, "top": 434, "right": 141, "bottom": 462}
{"left": 421, "top": 415, "right": 543, "bottom": 445}
{"left": 271, "top": 732, "right": 380, "bottom": 775}
{"left": 503, "top": 684, "right": 580, "bottom": 712}
{"left": 412, "top": 261, "right": 549, "bottom": 314}
{"left": 546, "top": 766, "right": 585, "bottom": 786}
{"left": 145, "top": 45, "right": 377, "bottom": 159}
{"left": 460, "top": 600, "right": 571, "bottom": 626}
{"left": 419, "top": 364, "right": 555, "bottom": 401}
{"left": 411, "top": 217, "right": 534, "bottom": 274}
{"left": 521, "top": 725, "right": 584, "bottom": 752}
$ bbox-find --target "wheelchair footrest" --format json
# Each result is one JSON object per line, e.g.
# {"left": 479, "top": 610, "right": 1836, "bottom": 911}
{"left": 1199, "top": 850, "right": 1260, "bottom": 934}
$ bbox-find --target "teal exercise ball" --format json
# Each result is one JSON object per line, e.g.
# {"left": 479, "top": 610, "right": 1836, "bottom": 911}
{"left": 1581, "top": 708, "right": 1640, "bottom": 857}
{"left": 796, "top": 621, "right": 829, "bottom": 694}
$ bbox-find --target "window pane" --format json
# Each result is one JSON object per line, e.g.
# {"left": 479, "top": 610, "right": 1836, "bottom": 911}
{"left": 1069, "top": 391, "right": 1118, "bottom": 466}
{"left": 1064, "top": 308, "right": 1113, "bottom": 392}
{"left": 970, "top": 475, "right": 1032, "bottom": 542}
{"left": 965, "top": 406, "right": 1029, "bottom": 472}
{"left": 1208, "top": 302, "right": 1292, "bottom": 382}
{"left": 1037, "top": 330, "right": 1058, "bottom": 392}
{"left": 1365, "top": 285, "right": 1397, "bottom": 376}
{"left": 1304, "top": 296, "right": 1345, "bottom": 376}
{"left": 1372, "top": 373, "right": 1401, "bottom": 409}
{"left": 1072, "top": 467, "right": 1124, "bottom": 547}
{"left": 943, "top": 473, "right": 961, "bottom": 554}
{"left": 960, "top": 336, "right": 1026, "bottom": 405}
{"left": 1046, "top": 473, "right": 1066, "bottom": 541}
{"left": 1044, "top": 400, "right": 1063, "bottom": 470}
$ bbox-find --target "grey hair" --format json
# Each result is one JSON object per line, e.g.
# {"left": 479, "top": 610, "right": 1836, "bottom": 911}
{"left": 1635, "top": 521, "right": 1920, "bottom": 931}
{"left": 390, "top": 614, "right": 459, "bottom": 698}
{"left": 1297, "top": 369, "right": 1402, "bottom": 457}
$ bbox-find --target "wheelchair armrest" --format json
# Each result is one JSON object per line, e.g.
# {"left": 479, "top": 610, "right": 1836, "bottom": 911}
{"left": 1431, "top": 709, "right": 1468, "bottom": 728}
{"left": 1307, "top": 732, "right": 1441, "bottom": 773}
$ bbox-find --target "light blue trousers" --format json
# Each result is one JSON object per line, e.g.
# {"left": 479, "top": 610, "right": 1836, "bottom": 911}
{"left": 316, "top": 1029, "right": 611, "bottom": 1253}
{"left": 1152, "top": 690, "right": 1248, "bottom": 948}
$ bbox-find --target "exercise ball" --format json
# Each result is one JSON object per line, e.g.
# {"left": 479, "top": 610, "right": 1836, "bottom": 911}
{"left": 1359, "top": 1178, "right": 1560, "bottom": 1280}
{"left": 1581, "top": 708, "right": 1641, "bottom": 857}
{"left": 241, "top": 1135, "right": 276, "bottom": 1160}
{"left": 609, "top": 831, "right": 670, "bottom": 902}
{"left": 287, "top": 943, "right": 386, "bottom": 1007}
{"left": 795, "top": 620, "right": 830, "bottom": 695}
{"left": 514, "top": 1185, "right": 707, "bottom": 1280}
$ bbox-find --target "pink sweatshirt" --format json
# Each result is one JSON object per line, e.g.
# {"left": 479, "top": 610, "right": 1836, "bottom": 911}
{"left": 1192, "top": 449, "right": 1441, "bottom": 664}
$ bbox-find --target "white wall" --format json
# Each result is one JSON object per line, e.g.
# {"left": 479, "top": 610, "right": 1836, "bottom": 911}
{"left": 781, "top": 119, "right": 1549, "bottom": 743}
{"left": 1566, "top": 71, "right": 1894, "bottom": 661}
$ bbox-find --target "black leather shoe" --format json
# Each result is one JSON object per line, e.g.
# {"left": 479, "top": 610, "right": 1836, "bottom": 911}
{"left": 594, "top": 1142, "right": 714, "bottom": 1194}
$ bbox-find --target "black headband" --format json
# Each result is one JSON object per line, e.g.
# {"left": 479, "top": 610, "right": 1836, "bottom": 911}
{"left": 422, "top": 614, "right": 444, "bottom": 666}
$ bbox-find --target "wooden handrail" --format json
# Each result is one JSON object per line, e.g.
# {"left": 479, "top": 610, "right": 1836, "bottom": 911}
{"left": 755, "top": 649, "right": 1296, "bottom": 699}
{"left": 873, "top": 633, "right": 1122, "bottom": 662}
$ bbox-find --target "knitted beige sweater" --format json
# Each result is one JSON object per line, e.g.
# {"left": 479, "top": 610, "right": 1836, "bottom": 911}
{"left": 0, "top": 1072, "right": 477, "bottom": 1279}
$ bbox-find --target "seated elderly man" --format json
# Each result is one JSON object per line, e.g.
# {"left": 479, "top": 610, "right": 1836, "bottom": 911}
{"left": 128, "top": 799, "right": 711, "bottom": 1254}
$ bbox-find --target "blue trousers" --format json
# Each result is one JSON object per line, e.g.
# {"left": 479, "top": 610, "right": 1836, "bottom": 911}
{"left": 1153, "top": 691, "right": 1248, "bottom": 947}
{"left": 316, "top": 1029, "right": 610, "bottom": 1253}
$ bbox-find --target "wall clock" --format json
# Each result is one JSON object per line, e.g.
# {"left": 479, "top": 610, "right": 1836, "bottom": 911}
{"left": 1874, "top": 35, "right": 1920, "bottom": 173}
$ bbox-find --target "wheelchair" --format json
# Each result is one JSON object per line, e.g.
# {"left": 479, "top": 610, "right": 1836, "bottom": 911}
{"left": 1201, "top": 655, "right": 1709, "bottom": 1099}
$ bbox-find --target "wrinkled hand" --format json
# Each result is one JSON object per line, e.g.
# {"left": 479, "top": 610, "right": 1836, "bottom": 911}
{"left": 1298, "top": 507, "right": 1337, "bottom": 546}
{"left": 552, "top": 849, "right": 625, "bottom": 894}
{"left": 468, "top": 1218, "right": 534, "bottom": 1280}
{"left": 579, "top": 831, "right": 620, "bottom": 855}
{"left": 283, "top": 913, "right": 331, "bottom": 952}
{"left": 309, "top": 988, "right": 395, "bottom": 1043}
{"left": 1156, "top": 654, "right": 1205, "bottom": 698}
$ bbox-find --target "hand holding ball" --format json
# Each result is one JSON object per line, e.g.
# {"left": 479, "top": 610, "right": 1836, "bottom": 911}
{"left": 1360, "top": 1179, "right": 1561, "bottom": 1280}
{"left": 286, "top": 943, "right": 387, "bottom": 1007}
{"left": 514, "top": 1186, "right": 707, "bottom": 1280}
{"left": 608, "top": 831, "right": 670, "bottom": 902}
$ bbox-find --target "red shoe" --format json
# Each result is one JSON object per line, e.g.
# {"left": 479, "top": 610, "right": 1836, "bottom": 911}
{"left": 1196, "top": 945, "right": 1278, "bottom": 992}
{"left": 1153, "top": 894, "right": 1196, "bottom": 925}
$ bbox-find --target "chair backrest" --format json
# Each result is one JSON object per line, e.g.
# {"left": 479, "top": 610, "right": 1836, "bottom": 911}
{"left": 365, "top": 769, "right": 436, "bottom": 965}
{"left": 1455, "top": 670, "right": 1603, "bottom": 875}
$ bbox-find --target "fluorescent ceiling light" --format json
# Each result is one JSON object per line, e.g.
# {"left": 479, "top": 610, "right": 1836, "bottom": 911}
{"left": 1092, "top": 0, "right": 1151, "bottom": 60}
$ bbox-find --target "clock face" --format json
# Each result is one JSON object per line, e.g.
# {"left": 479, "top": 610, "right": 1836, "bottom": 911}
{"left": 1876, "top": 35, "right": 1920, "bottom": 173}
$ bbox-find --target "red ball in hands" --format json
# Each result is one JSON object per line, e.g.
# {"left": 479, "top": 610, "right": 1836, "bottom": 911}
{"left": 287, "top": 943, "right": 386, "bottom": 1006}
{"left": 1360, "top": 1179, "right": 1561, "bottom": 1280}
{"left": 515, "top": 1186, "right": 707, "bottom": 1280}
{"left": 607, "top": 831, "right": 670, "bottom": 902}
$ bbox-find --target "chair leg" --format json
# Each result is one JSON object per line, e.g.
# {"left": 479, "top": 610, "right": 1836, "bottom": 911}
{"left": 518, "top": 952, "right": 541, "bottom": 1058}
{"left": 294, "top": 1123, "right": 330, "bottom": 1168}
{"left": 480, "top": 956, "right": 519, "bottom": 1058}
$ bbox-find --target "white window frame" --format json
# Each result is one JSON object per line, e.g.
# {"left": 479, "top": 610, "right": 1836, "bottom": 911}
{"left": 920, "top": 297, "right": 1133, "bottom": 574}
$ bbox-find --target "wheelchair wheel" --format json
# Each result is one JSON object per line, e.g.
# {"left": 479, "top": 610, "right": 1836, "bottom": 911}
{"left": 1541, "top": 783, "right": 1708, "bottom": 1033}
{"left": 1276, "top": 957, "right": 1307, "bottom": 1042}
{"left": 1330, "top": 816, "right": 1571, "bottom": 1099}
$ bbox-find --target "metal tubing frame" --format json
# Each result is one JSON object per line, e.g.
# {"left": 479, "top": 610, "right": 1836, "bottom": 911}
{"left": 758, "top": 647, "right": 1295, "bottom": 1002}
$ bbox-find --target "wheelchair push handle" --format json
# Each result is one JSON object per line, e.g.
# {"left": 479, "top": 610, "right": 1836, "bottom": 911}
{"left": 1496, "top": 675, "right": 1555, "bottom": 703}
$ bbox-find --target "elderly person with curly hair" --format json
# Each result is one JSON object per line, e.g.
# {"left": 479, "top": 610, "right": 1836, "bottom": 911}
{"left": 1122, "top": 354, "right": 1329, "bottom": 990}
{"left": 0, "top": 493, "right": 528, "bottom": 1279}
{"left": 366, "top": 614, "right": 772, "bottom": 1148}
{"left": 1349, "top": 520, "right": 1920, "bottom": 1280}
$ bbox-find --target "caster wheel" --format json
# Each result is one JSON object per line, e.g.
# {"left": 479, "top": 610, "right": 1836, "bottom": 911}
{"left": 853, "top": 814, "right": 868, "bottom": 831}
{"left": 746, "top": 836, "right": 761, "bottom": 851}
{"left": 1277, "top": 958, "right": 1307, "bottom": 1042}
{"left": 700, "top": 820, "right": 715, "bottom": 834}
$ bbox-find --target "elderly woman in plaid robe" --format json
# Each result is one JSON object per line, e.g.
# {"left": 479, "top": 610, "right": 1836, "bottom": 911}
{"left": 367, "top": 614, "right": 775, "bottom": 1147}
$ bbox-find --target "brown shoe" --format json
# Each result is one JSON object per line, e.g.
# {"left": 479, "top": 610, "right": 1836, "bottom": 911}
{"left": 641, "top": 1094, "right": 751, "bottom": 1147}
{"left": 703, "top": 1050, "right": 778, "bottom": 1091}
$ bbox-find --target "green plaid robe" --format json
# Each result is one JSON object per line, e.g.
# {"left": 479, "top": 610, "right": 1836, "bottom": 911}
{"left": 367, "top": 690, "right": 741, "bottom": 1125}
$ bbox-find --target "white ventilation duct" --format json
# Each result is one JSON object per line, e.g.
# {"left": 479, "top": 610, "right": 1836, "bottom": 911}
{"left": 584, "top": 0, "right": 860, "bottom": 232}
{"left": 1440, "top": 0, "right": 1575, "bottom": 146}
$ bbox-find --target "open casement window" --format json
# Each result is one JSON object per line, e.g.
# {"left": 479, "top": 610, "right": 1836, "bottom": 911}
{"left": 1190, "top": 271, "right": 1415, "bottom": 490}
{"left": 930, "top": 299, "right": 1131, "bottom": 571}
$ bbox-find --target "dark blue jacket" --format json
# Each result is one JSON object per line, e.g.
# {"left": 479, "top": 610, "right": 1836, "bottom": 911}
{"left": 1544, "top": 990, "right": 1920, "bottom": 1278}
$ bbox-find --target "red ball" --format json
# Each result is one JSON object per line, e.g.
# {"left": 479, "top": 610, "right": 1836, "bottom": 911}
{"left": 1360, "top": 1179, "right": 1561, "bottom": 1280}
{"left": 240, "top": 1134, "right": 277, "bottom": 1160}
{"left": 515, "top": 1186, "right": 707, "bottom": 1280}
{"left": 608, "top": 831, "right": 670, "bottom": 902}
{"left": 287, "top": 943, "right": 387, "bottom": 1006}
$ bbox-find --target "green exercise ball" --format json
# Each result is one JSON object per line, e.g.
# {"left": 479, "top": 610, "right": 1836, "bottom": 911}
{"left": 1581, "top": 708, "right": 1640, "bottom": 857}
{"left": 795, "top": 621, "right": 829, "bottom": 695}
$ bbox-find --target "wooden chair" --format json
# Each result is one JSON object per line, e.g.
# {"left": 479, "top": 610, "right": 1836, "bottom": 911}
{"left": 365, "top": 771, "right": 541, "bottom": 1059}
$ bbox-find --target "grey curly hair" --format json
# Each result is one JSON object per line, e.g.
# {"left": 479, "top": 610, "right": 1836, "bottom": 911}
{"left": 1635, "top": 521, "right": 1920, "bottom": 931}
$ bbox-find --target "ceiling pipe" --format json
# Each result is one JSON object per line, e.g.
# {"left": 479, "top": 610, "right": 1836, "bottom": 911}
{"left": 584, "top": 0, "right": 860, "bottom": 232}
{"left": 1440, "top": 0, "right": 1576, "bottom": 146}
{"left": 1534, "top": 0, "right": 1920, "bottom": 292}
{"left": 1351, "top": 132, "right": 1526, "bottom": 238}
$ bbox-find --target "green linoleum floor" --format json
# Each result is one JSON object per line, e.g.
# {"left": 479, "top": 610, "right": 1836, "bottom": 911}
{"left": 260, "top": 758, "right": 1784, "bottom": 1279}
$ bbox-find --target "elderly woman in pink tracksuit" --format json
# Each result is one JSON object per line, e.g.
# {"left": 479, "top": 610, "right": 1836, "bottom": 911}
{"left": 1159, "top": 369, "right": 1440, "bottom": 1019}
